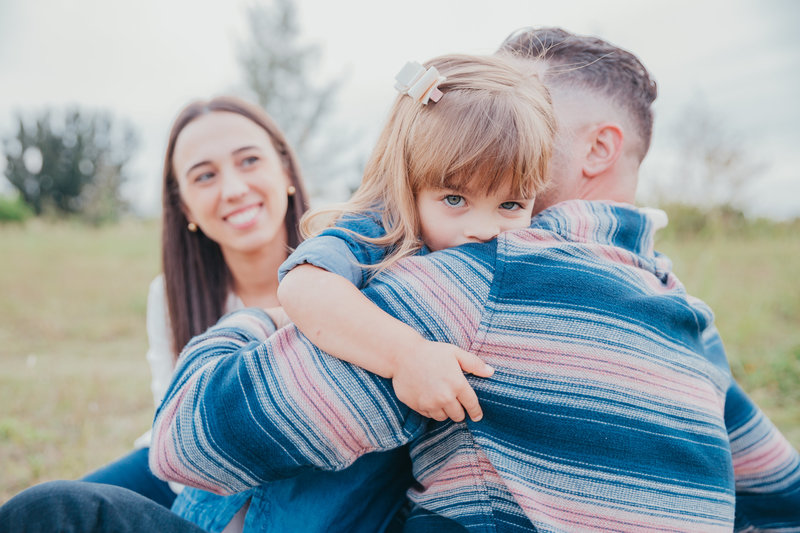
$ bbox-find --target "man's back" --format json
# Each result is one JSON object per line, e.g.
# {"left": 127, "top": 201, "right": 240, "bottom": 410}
{"left": 151, "top": 200, "right": 800, "bottom": 532}
{"left": 368, "top": 200, "right": 736, "bottom": 531}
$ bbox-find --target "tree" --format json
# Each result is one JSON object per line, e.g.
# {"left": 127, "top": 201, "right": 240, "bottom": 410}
{"left": 2, "top": 107, "right": 139, "bottom": 223}
{"left": 236, "top": 0, "right": 360, "bottom": 198}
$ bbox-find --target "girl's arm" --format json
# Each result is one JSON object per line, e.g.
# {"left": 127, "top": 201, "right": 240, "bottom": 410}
{"left": 278, "top": 264, "right": 493, "bottom": 422}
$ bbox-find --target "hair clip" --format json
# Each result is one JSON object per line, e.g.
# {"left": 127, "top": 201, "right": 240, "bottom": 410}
{"left": 394, "top": 61, "right": 446, "bottom": 105}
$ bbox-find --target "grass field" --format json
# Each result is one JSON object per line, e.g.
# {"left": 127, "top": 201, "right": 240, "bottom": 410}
{"left": 1, "top": 219, "right": 159, "bottom": 504}
{"left": 1, "top": 217, "right": 798, "bottom": 504}
{"left": 657, "top": 227, "right": 800, "bottom": 447}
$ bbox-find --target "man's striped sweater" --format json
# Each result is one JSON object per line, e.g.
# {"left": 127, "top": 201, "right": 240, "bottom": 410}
{"left": 151, "top": 200, "right": 800, "bottom": 532}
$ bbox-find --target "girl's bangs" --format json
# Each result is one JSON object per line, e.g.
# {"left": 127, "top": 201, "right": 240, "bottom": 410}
{"left": 406, "top": 101, "right": 538, "bottom": 198}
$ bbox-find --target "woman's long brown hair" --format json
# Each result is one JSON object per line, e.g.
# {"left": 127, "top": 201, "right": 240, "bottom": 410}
{"left": 161, "top": 96, "right": 309, "bottom": 362}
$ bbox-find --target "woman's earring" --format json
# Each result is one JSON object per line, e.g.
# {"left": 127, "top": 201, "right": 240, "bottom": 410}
{"left": 187, "top": 222, "right": 198, "bottom": 232}
{"left": 287, "top": 185, "right": 296, "bottom": 197}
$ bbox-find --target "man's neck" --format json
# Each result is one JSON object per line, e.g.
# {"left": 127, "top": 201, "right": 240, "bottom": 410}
{"left": 576, "top": 155, "right": 639, "bottom": 204}
{"left": 575, "top": 174, "right": 636, "bottom": 204}
{"left": 535, "top": 171, "right": 638, "bottom": 213}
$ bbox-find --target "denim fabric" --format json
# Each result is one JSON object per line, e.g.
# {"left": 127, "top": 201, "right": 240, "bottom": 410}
{"left": 0, "top": 480, "right": 204, "bottom": 533}
{"left": 1, "top": 451, "right": 412, "bottom": 533}
{"left": 171, "top": 447, "right": 413, "bottom": 533}
{"left": 279, "top": 235, "right": 367, "bottom": 287}
{"left": 81, "top": 447, "right": 177, "bottom": 508}
{"left": 402, "top": 504, "right": 469, "bottom": 532}
{"left": 278, "top": 211, "right": 388, "bottom": 288}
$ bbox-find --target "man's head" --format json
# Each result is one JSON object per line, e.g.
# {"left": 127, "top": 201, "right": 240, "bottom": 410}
{"left": 499, "top": 27, "right": 658, "bottom": 212}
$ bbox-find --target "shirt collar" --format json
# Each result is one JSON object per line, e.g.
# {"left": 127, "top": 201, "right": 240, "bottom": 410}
{"left": 532, "top": 200, "right": 666, "bottom": 256}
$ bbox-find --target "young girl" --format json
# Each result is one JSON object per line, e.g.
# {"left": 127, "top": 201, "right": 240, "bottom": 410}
{"left": 278, "top": 53, "right": 555, "bottom": 423}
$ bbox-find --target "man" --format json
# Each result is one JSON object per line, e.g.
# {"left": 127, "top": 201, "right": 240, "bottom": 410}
{"left": 145, "top": 27, "right": 798, "bottom": 531}
{"left": 500, "top": 27, "right": 656, "bottom": 216}
{"left": 2, "top": 28, "right": 798, "bottom": 533}
{"left": 498, "top": 27, "right": 800, "bottom": 530}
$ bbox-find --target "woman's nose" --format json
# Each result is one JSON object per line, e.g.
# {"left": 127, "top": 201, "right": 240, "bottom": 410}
{"left": 220, "top": 170, "right": 248, "bottom": 200}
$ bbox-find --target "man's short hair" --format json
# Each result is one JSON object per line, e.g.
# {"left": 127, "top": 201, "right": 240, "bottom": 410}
{"left": 500, "top": 27, "right": 658, "bottom": 161}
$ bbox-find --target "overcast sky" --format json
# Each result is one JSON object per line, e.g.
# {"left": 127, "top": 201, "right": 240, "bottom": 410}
{"left": 1, "top": 0, "right": 798, "bottom": 219}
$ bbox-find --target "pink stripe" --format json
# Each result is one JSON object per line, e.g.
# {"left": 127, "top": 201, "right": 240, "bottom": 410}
{"left": 734, "top": 428, "right": 798, "bottom": 476}
{"left": 398, "top": 260, "right": 480, "bottom": 341}
{"left": 410, "top": 441, "right": 732, "bottom": 532}
{"left": 510, "top": 477, "right": 730, "bottom": 532}
{"left": 273, "top": 327, "right": 374, "bottom": 455}
{"left": 152, "top": 378, "right": 230, "bottom": 493}
{"left": 479, "top": 340, "right": 722, "bottom": 412}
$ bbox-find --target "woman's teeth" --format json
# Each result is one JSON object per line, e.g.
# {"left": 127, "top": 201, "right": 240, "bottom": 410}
{"left": 227, "top": 205, "right": 260, "bottom": 225}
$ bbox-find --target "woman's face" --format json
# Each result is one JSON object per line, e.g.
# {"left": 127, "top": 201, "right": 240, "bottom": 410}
{"left": 172, "top": 111, "right": 291, "bottom": 256}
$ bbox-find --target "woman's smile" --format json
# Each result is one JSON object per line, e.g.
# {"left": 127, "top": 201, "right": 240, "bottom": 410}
{"left": 224, "top": 203, "right": 263, "bottom": 228}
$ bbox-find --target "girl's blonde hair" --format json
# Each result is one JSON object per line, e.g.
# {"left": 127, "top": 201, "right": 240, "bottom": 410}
{"left": 302, "top": 53, "right": 555, "bottom": 273}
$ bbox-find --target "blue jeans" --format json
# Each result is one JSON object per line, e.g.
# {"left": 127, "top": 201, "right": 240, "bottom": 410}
{"left": 0, "top": 480, "right": 204, "bottom": 533}
{"left": 402, "top": 504, "right": 468, "bottom": 532}
{"left": 0, "top": 480, "right": 413, "bottom": 533}
{"left": 81, "top": 447, "right": 177, "bottom": 508}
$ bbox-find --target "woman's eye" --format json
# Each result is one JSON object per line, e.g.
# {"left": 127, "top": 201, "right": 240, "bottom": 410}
{"left": 500, "top": 201, "right": 522, "bottom": 210}
{"left": 194, "top": 171, "right": 215, "bottom": 183}
{"left": 241, "top": 156, "right": 259, "bottom": 167}
{"left": 444, "top": 195, "right": 464, "bottom": 207}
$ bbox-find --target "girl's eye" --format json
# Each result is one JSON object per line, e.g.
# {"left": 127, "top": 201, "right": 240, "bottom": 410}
{"left": 500, "top": 201, "right": 522, "bottom": 210}
{"left": 444, "top": 195, "right": 465, "bottom": 207}
{"left": 241, "top": 156, "right": 259, "bottom": 167}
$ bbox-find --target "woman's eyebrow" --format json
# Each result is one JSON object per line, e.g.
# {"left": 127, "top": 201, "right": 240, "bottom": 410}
{"left": 184, "top": 146, "right": 262, "bottom": 175}
{"left": 232, "top": 145, "right": 259, "bottom": 155}
{"left": 186, "top": 159, "right": 212, "bottom": 174}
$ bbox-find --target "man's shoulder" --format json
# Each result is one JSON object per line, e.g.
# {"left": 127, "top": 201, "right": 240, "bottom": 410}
{"left": 363, "top": 240, "right": 498, "bottom": 347}
{"left": 364, "top": 240, "right": 499, "bottom": 305}
{"left": 393, "top": 239, "right": 499, "bottom": 278}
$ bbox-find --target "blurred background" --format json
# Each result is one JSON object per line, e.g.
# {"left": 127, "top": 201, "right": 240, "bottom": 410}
{"left": 1, "top": 0, "right": 798, "bottom": 502}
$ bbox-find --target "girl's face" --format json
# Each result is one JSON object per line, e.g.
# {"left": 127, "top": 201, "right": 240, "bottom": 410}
{"left": 415, "top": 182, "right": 535, "bottom": 252}
{"left": 172, "top": 112, "right": 291, "bottom": 256}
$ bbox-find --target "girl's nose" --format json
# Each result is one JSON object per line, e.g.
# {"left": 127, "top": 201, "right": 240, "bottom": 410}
{"left": 464, "top": 218, "right": 500, "bottom": 242}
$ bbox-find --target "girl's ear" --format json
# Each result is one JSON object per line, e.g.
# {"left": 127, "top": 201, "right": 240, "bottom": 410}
{"left": 582, "top": 123, "right": 623, "bottom": 178}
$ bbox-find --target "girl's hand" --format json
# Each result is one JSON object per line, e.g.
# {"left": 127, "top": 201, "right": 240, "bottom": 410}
{"left": 390, "top": 339, "right": 494, "bottom": 423}
{"left": 263, "top": 306, "right": 291, "bottom": 329}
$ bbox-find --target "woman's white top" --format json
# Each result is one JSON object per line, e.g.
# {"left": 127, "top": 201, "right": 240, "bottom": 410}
{"left": 134, "top": 275, "right": 243, "bottom": 449}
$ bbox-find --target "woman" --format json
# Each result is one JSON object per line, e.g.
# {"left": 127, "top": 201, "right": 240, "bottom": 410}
{"left": 82, "top": 96, "right": 310, "bottom": 508}
{"left": 23, "top": 96, "right": 411, "bottom": 532}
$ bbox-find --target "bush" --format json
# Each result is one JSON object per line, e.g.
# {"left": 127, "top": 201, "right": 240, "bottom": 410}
{"left": 2, "top": 107, "right": 138, "bottom": 222}
{"left": 0, "top": 194, "right": 33, "bottom": 223}
{"left": 657, "top": 203, "right": 799, "bottom": 240}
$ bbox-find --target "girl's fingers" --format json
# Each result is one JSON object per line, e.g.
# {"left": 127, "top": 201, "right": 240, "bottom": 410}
{"left": 443, "top": 401, "right": 466, "bottom": 423}
{"left": 431, "top": 408, "right": 451, "bottom": 422}
{"left": 455, "top": 351, "right": 494, "bottom": 378}
{"left": 458, "top": 388, "right": 483, "bottom": 422}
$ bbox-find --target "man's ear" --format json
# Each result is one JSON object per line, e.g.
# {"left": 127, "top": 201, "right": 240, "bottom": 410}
{"left": 583, "top": 123, "right": 623, "bottom": 178}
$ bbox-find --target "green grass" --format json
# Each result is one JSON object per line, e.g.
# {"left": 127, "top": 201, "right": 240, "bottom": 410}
{"left": 0, "top": 219, "right": 160, "bottom": 503}
{"left": 657, "top": 231, "right": 800, "bottom": 447}
{"left": 0, "top": 218, "right": 798, "bottom": 504}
